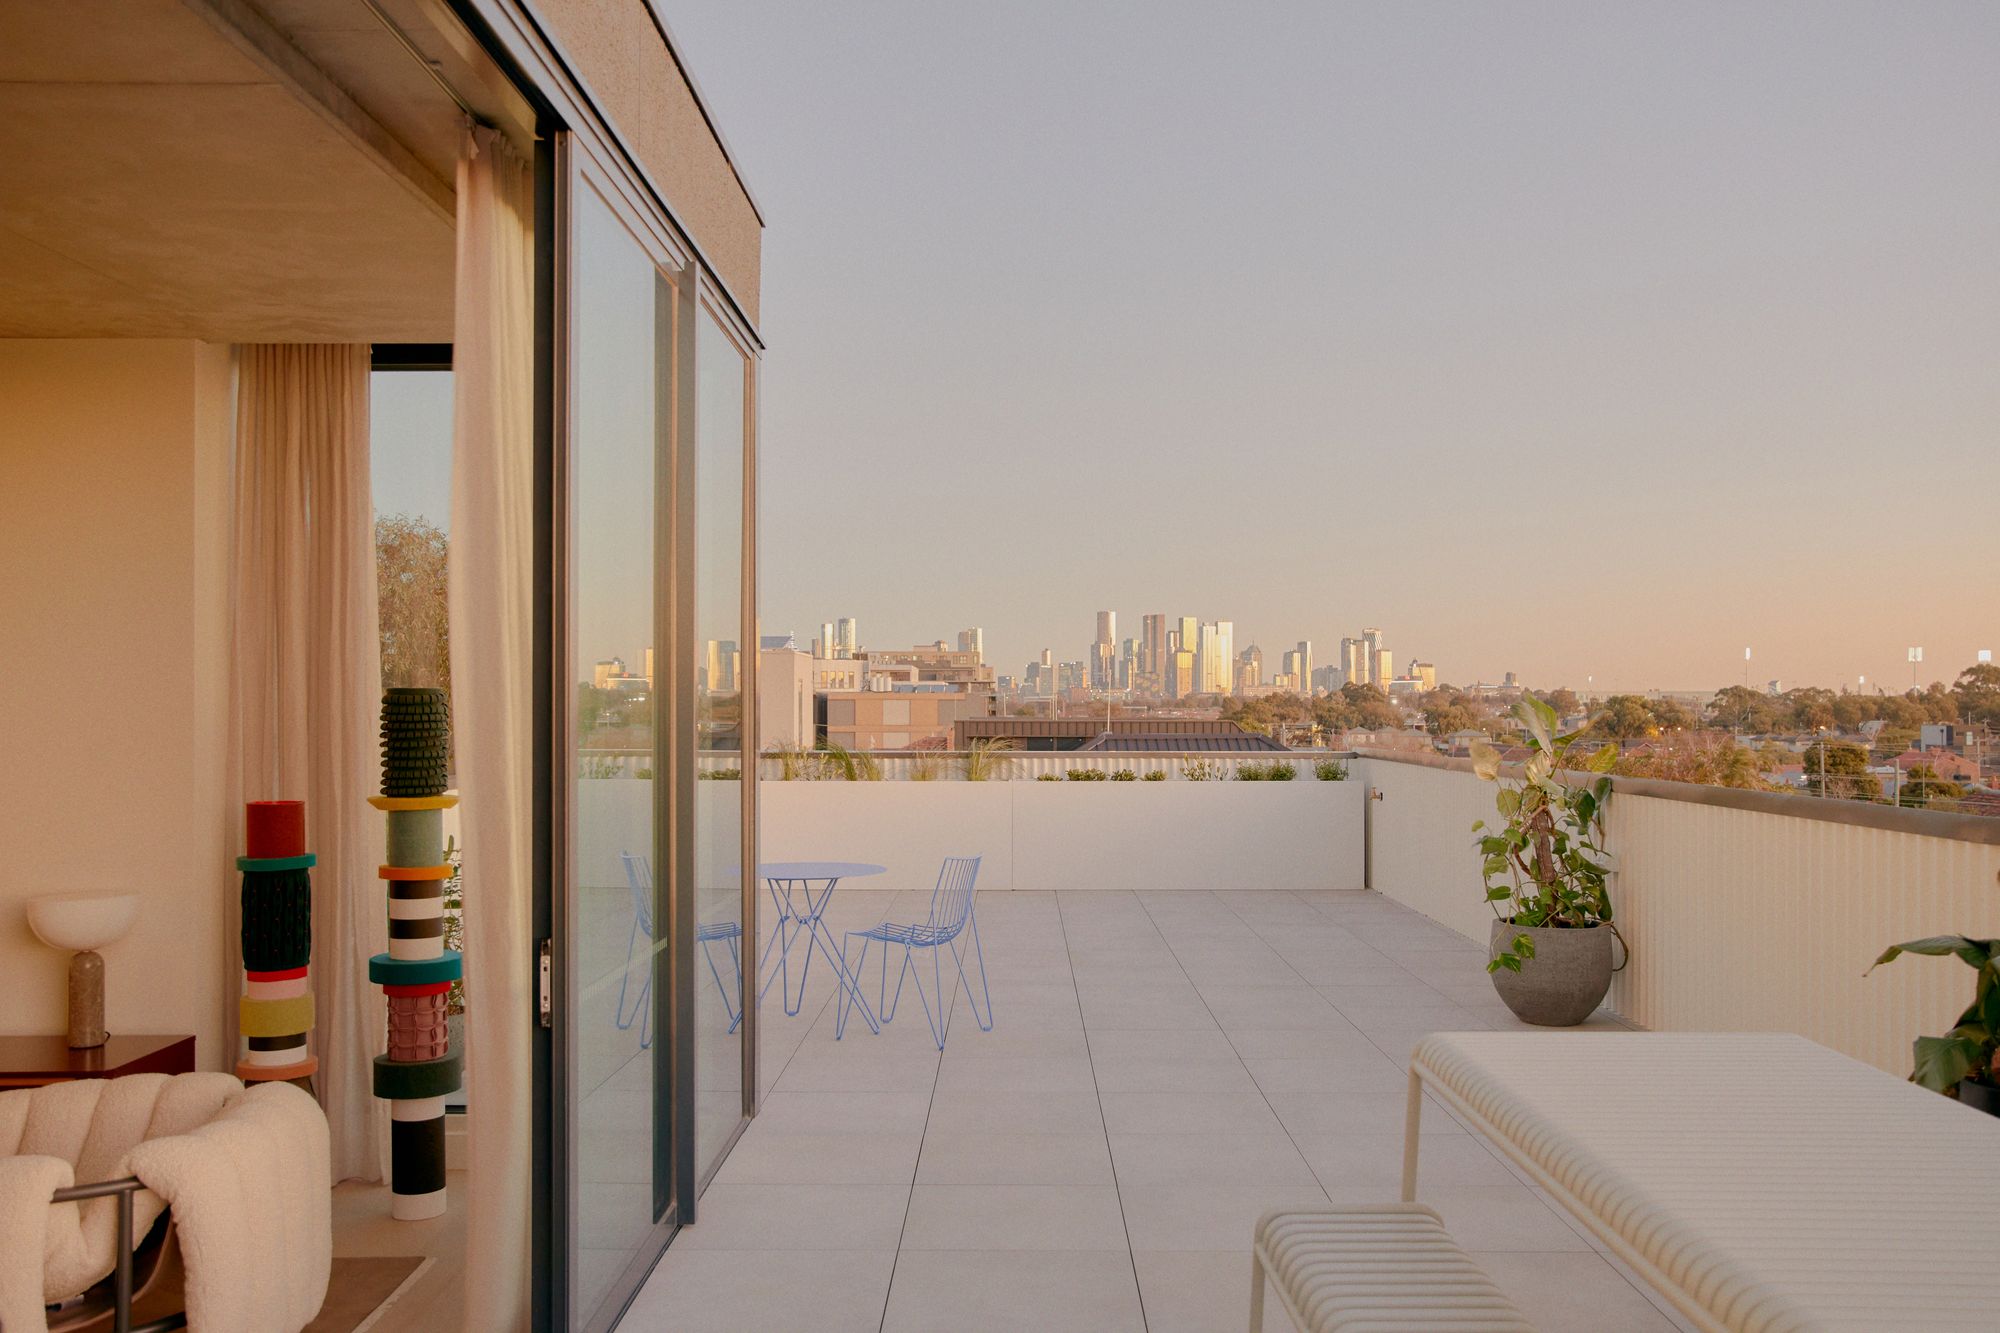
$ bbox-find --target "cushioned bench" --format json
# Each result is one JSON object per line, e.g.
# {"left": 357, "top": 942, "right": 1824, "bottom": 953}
{"left": 1250, "top": 1203, "right": 1536, "bottom": 1332}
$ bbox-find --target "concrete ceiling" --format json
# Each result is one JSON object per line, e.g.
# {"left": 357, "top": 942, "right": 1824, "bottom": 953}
{"left": 0, "top": 0, "right": 517, "bottom": 342}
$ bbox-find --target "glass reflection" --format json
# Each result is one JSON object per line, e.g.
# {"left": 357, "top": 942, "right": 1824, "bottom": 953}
{"left": 693, "top": 309, "right": 747, "bottom": 1179}
{"left": 569, "top": 187, "right": 664, "bottom": 1322}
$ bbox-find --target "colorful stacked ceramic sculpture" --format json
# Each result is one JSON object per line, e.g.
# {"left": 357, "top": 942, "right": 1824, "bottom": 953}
{"left": 366, "top": 687, "right": 462, "bottom": 1221}
{"left": 237, "top": 801, "right": 318, "bottom": 1085}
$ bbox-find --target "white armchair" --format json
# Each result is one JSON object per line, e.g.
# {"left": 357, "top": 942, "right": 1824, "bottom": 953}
{"left": 0, "top": 1072, "right": 330, "bottom": 1333}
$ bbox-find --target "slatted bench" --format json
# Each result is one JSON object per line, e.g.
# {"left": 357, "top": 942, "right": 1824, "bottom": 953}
{"left": 1250, "top": 1203, "right": 1536, "bottom": 1332}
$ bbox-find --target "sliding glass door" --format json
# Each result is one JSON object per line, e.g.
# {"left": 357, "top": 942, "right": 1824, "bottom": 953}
{"left": 555, "top": 137, "right": 758, "bottom": 1332}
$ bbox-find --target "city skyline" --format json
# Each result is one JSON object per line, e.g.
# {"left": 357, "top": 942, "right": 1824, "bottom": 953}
{"left": 669, "top": 2, "right": 1999, "bottom": 697}
{"left": 777, "top": 604, "right": 1994, "bottom": 698}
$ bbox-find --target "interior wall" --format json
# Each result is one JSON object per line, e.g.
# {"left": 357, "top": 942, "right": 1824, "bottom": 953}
{"left": 0, "top": 339, "right": 234, "bottom": 1068}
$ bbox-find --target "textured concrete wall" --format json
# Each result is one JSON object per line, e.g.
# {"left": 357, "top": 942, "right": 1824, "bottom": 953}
{"left": 535, "top": 0, "right": 762, "bottom": 321}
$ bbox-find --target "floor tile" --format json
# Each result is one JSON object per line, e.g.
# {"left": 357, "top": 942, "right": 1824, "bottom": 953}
{"left": 926, "top": 1089, "right": 1104, "bottom": 1135}
{"left": 1473, "top": 1250, "right": 1680, "bottom": 1332}
{"left": 1108, "top": 1132, "right": 1317, "bottom": 1187}
{"left": 1099, "top": 1091, "right": 1283, "bottom": 1136}
{"left": 915, "top": 1130, "right": 1115, "bottom": 1185}
{"left": 712, "top": 1129, "right": 921, "bottom": 1185}
{"left": 1118, "top": 1183, "right": 1328, "bottom": 1251}
{"left": 901, "top": 1184, "right": 1127, "bottom": 1250}
{"left": 674, "top": 1183, "right": 910, "bottom": 1250}
{"left": 621, "top": 1248, "right": 894, "bottom": 1333}
{"left": 1133, "top": 1249, "right": 1280, "bottom": 1333}
{"left": 880, "top": 1250, "right": 1145, "bottom": 1333}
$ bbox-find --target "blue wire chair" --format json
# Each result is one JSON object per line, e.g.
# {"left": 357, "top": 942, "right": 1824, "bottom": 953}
{"left": 618, "top": 853, "right": 744, "bottom": 1048}
{"left": 836, "top": 856, "right": 991, "bottom": 1048}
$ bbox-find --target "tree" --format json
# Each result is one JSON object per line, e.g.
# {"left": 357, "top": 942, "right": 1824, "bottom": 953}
{"left": 1589, "top": 695, "right": 1658, "bottom": 740}
{"left": 1898, "top": 764, "right": 1963, "bottom": 808}
{"left": 1536, "top": 688, "right": 1580, "bottom": 717}
{"left": 1423, "top": 701, "right": 1482, "bottom": 737}
{"left": 1800, "top": 741, "right": 1881, "bottom": 801}
{"left": 1338, "top": 682, "right": 1401, "bottom": 730}
{"left": 1709, "top": 686, "right": 1776, "bottom": 734}
{"left": 1647, "top": 697, "right": 1696, "bottom": 732}
{"left": 1953, "top": 663, "right": 2000, "bottom": 727}
{"left": 1615, "top": 735, "right": 1770, "bottom": 790}
{"left": 376, "top": 513, "right": 450, "bottom": 691}
{"left": 1783, "top": 687, "right": 1838, "bottom": 732}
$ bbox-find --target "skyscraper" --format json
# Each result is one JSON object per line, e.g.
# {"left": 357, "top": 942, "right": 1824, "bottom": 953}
{"left": 835, "top": 617, "right": 858, "bottom": 659}
{"left": 1341, "top": 637, "right": 1365, "bottom": 685}
{"left": 1177, "top": 616, "right": 1199, "bottom": 664}
{"left": 1165, "top": 649, "right": 1196, "bottom": 699}
{"left": 1361, "top": 627, "right": 1384, "bottom": 685}
{"left": 1197, "top": 620, "right": 1233, "bottom": 695}
{"left": 1141, "top": 614, "right": 1167, "bottom": 681}
{"left": 957, "top": 627, "right": 984, "bottom": 663}
{"left": 1238, "top": 644, "right": 1263, "bottom": 693}
{"left": 1374, "top": 648, "right": 1393, "bottom": 687}
{"left": 1119, "top": 637, "right": 1138, "bottom": 690}
{"left": 1091, "top": 611, "right": 1116, "bottom": 690}
{"left": 1295, "top": 641, "right": 1313, "bottom": 692}
{"left": 819, "top": 621, "right": 835, "bottom": 659}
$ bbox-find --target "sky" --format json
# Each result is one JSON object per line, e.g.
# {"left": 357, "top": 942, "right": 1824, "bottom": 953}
{"left": 398, "top": 4, "right": 2000, "bottom": 695}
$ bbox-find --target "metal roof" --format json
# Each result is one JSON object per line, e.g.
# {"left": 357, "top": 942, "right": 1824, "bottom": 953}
{"left": 1072, "top": 732, "right": 1288, "bottom": 753}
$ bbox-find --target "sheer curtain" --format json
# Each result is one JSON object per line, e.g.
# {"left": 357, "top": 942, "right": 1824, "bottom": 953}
{"left": 450, "top": 123, "right": 536, "bottom": 1332}
{"left": 230, "top": 343, "right": 388, "bottom": 1184}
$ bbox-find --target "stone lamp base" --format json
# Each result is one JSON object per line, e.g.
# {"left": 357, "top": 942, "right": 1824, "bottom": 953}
{"left": 68, "top": 950, "right": 108, "bottom": 1049}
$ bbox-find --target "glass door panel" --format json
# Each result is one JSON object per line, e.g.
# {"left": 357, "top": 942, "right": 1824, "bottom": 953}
{"left": 566, "top": 180, "right": 673, "bottom": 1327}
{"left": 692, "top": 309, "right": 750, "bottom": 1180}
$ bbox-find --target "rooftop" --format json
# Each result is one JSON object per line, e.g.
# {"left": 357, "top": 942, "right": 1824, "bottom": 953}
{"left": 620, "top": 887, "right": 1660, "bottom": 1333}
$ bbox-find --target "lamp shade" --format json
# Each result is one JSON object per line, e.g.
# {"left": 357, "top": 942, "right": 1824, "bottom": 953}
{"left": 27, "top": 891, "right": 139, "bottom": 953}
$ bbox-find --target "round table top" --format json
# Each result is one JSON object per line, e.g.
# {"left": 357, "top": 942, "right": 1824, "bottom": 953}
{"left": 757, "top": 861, "right": 886, "bottom": 881}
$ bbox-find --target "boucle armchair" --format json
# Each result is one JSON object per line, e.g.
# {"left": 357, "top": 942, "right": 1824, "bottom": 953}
{"left": 0, "top": 1072, "right": 330, "bottom": 1333}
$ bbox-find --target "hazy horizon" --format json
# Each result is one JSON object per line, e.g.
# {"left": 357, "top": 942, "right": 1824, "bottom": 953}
{"left": 655, "top": 2, "right": 1998, "bottom": 694}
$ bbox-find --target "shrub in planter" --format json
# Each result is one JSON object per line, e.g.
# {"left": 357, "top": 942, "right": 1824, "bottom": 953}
{"left": 1315, "top": 758, "right": 1349, "bottom": 781}
{"left": 1471, "top": 697, "right": 1624, "bottom": 1026}
{"left": 1236, "top": 762, "right": 1270, "bottom": 781}
{"left": 1036, "top": 773, "right": 1061, "bottom": 782}
{"left": 1066, "top": 768, "right": 1108, "bottom": 781}
{"left": 1182, "top": 759, "right": 1221, "bottom": 782}
{"left": 1141, "top": 770, "right": 1167, "bottom": 782}
{"left": 1109, "top": 769, "right": 1138, "bottom": 781}
{"left": 1868, "top": 935, "right": 2000, "bottom": 1116}
{"left": 1268, "top": 762, "right": 1296, "bottom": 781}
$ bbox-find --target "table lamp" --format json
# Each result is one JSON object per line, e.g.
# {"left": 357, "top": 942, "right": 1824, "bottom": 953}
{"left": 26, "top": 891, "right": 140, "bottom": 1048}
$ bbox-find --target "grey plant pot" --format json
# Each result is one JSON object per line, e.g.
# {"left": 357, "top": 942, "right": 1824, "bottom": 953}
{"left": 1957, "top": 1078, "right": 1999, "bottom": 1118}
{"left": 1489, "top": 919, "right": 1613, "bottom": 1027}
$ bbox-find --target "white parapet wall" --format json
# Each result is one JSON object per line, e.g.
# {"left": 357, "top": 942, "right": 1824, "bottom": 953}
{"left": 759, "top": 779, "right": 1365, "bottom": 892}
{"left": 1356, "top": 751, "right": 2000, "bottom": 1080}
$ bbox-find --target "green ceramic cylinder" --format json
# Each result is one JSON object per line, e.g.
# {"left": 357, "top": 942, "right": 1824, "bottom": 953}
{"left": 385, "top": 807, "right": 444, "bottom": 868}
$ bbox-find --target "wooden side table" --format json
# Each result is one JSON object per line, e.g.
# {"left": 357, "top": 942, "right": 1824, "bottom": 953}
{"left": 0, "top": 1035, "right": 196, "bottom": 1089}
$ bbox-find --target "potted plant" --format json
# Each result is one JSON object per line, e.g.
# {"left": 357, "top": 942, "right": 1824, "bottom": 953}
{"left": 1470, "top": 697, "right": 1624, "bottom": 1026}
{"left": 1867, "top": 935, "right": 1999, "bottom": 1117}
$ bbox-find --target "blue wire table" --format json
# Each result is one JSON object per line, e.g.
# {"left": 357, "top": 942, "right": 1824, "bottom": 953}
{"left": 757, "top": 862, "right": 887, "bottom": 1035}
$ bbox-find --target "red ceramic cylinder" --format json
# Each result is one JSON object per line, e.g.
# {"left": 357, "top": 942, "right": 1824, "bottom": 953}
{"left": 246, "top": 801, "right": 306, "bottom": 858}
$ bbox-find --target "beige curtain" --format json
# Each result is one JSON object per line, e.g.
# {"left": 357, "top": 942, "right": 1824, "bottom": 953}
{"left": 230, "top": 343, "right": 388, "bottom": 1184}
{"left": 451, "top": 124, "right": 536, "bottom": 1331}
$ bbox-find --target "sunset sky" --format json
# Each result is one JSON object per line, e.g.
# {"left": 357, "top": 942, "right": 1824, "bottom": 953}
{"left": 376, "top": 3, "right": 2000, "bottom": 694}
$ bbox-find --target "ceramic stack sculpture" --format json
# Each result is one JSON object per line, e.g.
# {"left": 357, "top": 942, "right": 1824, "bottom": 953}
{"left": 237, "top": 800, "right": 318, "bottom": 1085}
{"left": 366, "top": 686, "right": 462, "bottom": 1221}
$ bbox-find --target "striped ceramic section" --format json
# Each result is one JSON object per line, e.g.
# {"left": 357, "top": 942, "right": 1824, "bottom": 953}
{"left": 1412, "top": 1031, "right": 2000, "bottom": 1331}
{"left": 245, "top": 975, "right": 310, "bottom": 1001}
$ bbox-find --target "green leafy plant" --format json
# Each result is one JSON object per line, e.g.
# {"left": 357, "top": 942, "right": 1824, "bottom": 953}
{"left": 1141, "top": 770, "right": 1167, "bottom": 781}
{"left": 769, "top": 744, "right": 822, "bottom": 781}
{"left": 1066, "top": 767, "right": 1109, "bottom": 781}
{"left": 817, "top": 740, "right": 881, "bottom": 781}
{"left": 1268, "top": 761, "right": 1296, "bottom": 781}
{"left": 907, "top": 750, "right": 946, "bottom": 782}
{"left": 1235, "top": 761, "right": 1270, "bottom": 781}
{"left": 961, "top": 738, "right": 1017, "bottom": 782}
{"left": 1315, "top": 758, "right": 1349, "bottom": 781}
{"left": 1036, "top": 773, "right": 1061, "bottom": 782}
{"left": 1471, "top": 696, "right": 1618, "bottom": 974}
{"left": 1182, "top": 758, "right": 1221, "bottom": 782}
{"left": 698, "top": 767, "right": 741, "bottom": 781}
{"left": 1867, "top": 936, "right": 2000, "bottom": 1096}
{"left": 1109, "top": 768, "right": 1138, "bottom": 781}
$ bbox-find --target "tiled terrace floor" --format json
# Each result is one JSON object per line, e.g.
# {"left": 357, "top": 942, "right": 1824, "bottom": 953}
{"left": 620, "top": 889, "right": 1682, "bottom": 1332}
